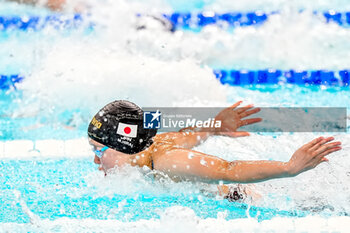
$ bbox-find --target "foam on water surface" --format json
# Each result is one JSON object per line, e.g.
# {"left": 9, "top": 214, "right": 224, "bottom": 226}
{"left": 1, "top": 153, "right": 303, "bottom": 224}
{"left": 1, "top": 213, "right": 350, "bottom": 233}
{"left": 4, "top": 1, "right": 350, "bottom": 77}
{"left": 167, "top": 0, "right": 350, "bottom": 11}
{"left": 1, "top": 134, "right": 349, "bottom": 218}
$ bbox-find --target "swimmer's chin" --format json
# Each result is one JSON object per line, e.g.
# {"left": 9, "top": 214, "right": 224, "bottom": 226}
{"left": 98, "top": 165, "right": 122, "bottom": 176}
{"left": 97, "top": 165, "right": 107, "bottom": 176}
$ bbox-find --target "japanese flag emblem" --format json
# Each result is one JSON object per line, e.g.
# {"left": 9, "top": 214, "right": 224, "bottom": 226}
{"left": 117, "top": 122, "right": 138, "bottom": 138}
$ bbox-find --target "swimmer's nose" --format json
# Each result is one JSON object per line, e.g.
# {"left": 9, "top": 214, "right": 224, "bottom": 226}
{"left": 94, "top": 155, "right": 101, "bottom": 164}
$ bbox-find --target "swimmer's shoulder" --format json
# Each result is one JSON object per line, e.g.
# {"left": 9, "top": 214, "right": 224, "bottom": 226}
{"left": 149, "top": 133, "right": 181, "bottom": 157}
{"left": 152, "top": 132, "right": 181, "bottom": 142}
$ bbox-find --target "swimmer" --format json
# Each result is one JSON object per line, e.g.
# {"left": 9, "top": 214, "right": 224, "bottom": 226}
{"left": 9, "top": 0, "right": 174, "bottom": 32}
{"left": 8, "top": 0, "right": 88, "bottom": 12}
{"left": 8, "top": 0, "right": 66, "bottom": 11}
{"left": 88, "top": 100, "right": 342, "bottom": 200}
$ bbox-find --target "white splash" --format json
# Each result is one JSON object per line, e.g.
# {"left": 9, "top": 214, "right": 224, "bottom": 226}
{"left": 1, "top": 207, "right": 349, "bottom": 232}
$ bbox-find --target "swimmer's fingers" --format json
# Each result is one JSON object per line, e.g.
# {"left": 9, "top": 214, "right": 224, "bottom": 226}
{"left": 219, "top": 131, "right": 250, "bottom": 137}
{"left": 236, "top": 104, "right": 254, "bottom": 114}
{"left": 313, "top": 141, "right": 341, "bottom": 158}
{"left": 238, "top": 107, "right": 261, "bottom": 119}
{"left": 301, "top": 137, "right": 324, "bottom": 150}
{"left": 315, "top": 147, "right": 341, "bottom": 165}
{"left": 229, "top": 101, "right": 243, "bottom": 109}
{"left": 239, "top": 118, "right": 262, "bottom": 127}
{"left": 309, "top": 137, "right": 334, "bottom": 151}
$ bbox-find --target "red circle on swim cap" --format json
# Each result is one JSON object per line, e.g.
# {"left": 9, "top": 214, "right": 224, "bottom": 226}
{"left": 124, "top": 127, "right": 131, "bottom": 134}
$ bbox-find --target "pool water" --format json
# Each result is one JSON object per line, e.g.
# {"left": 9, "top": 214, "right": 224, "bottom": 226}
{"left": 1, "top": 0, "right": 350, "bottom": 232}
{"left": 0, "top": 159, "right": 307, "bottom": 223}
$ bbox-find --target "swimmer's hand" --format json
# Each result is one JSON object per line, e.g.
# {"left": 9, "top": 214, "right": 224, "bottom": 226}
{"left": 214, "top": 101, "right": 262, "bottom": 137}
{"left": 286, "top": 137, "right": 342, "bottom": 176}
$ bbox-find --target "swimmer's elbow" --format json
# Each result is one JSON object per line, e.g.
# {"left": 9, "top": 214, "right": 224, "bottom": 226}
{"left": 222, "top": 161, "right": 240, "bottom": 182}
{"left": 209, "top": 161, "right": 239, "bottom": 182}
{"left": 222, "top": 161, "right": 253, "bottom": 183}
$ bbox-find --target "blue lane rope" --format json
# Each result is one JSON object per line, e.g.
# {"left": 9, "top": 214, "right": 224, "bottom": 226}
{"left": 1, "top": 70, "right": 349, "bottom": 90}
{"left": 0, "top": 14, "right": 84, "bottom": 31}
{"left": 163, "top": 10, "right": 350, "bottom": 29}
{"left": 1, "top": 10, "right": 350, "bottom": 31}
{"left": 214, "top": 69, "right": 350, "bottom": 86}
{"left": 0, "top": 75, "right": 24, "bottom": 90}
{"left": 162, "top": 12, "right": 270, "bottom": 29}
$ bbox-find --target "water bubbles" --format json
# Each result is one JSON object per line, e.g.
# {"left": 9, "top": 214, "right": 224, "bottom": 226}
{"left": 21, "top": 15, "right": 29, "bottom": 23}
{"left": 217, "top": 210, "right": 228, "bottom": 219}
{"left": 186, "top": 165, "right": 190, "bottom": 169}
{"left": 172, "top": 164, "right": 177, "bottom": 168}
{"left": 117, "top": 199, "right": 127, "bottom": 210}
{"left": 197, "top": 195, "right": 204, "bottom": 202}
{"left": 142, "top": 165, "right": 151, "bottom": 171}
{"left": 59, "top": 207, "right": 65, "bottom": 214}
{"left": 188, "top": 152, "right": 194, "bottom": 159}
{"left": 200, "top": 158, "right": 208, "bottom": 167}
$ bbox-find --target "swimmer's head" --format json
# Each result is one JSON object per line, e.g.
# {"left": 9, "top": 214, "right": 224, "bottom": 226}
{"left": 87, "top": 100, "right": 157, "bottom": 154}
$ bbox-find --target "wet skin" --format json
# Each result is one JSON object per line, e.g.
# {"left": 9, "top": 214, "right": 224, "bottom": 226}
{"left": 88, "top": 101, "right": 342, "bottom": 183}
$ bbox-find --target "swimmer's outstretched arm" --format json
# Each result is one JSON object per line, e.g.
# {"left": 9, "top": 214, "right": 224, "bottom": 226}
{"left": 170, "top": 101, "right": 261, "bottom": 149}
{"left": 153, "top": 137, "right": 341, "bottom": 183}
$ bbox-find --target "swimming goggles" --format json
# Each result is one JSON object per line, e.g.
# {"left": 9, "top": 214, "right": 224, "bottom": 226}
{"left": 94, "top": 146, "right": 109, "bottom": 158}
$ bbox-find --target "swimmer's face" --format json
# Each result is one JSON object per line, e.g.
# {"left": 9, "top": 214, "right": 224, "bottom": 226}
{"left": 88, "top": 138, "right": 131, "bottom": 172}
